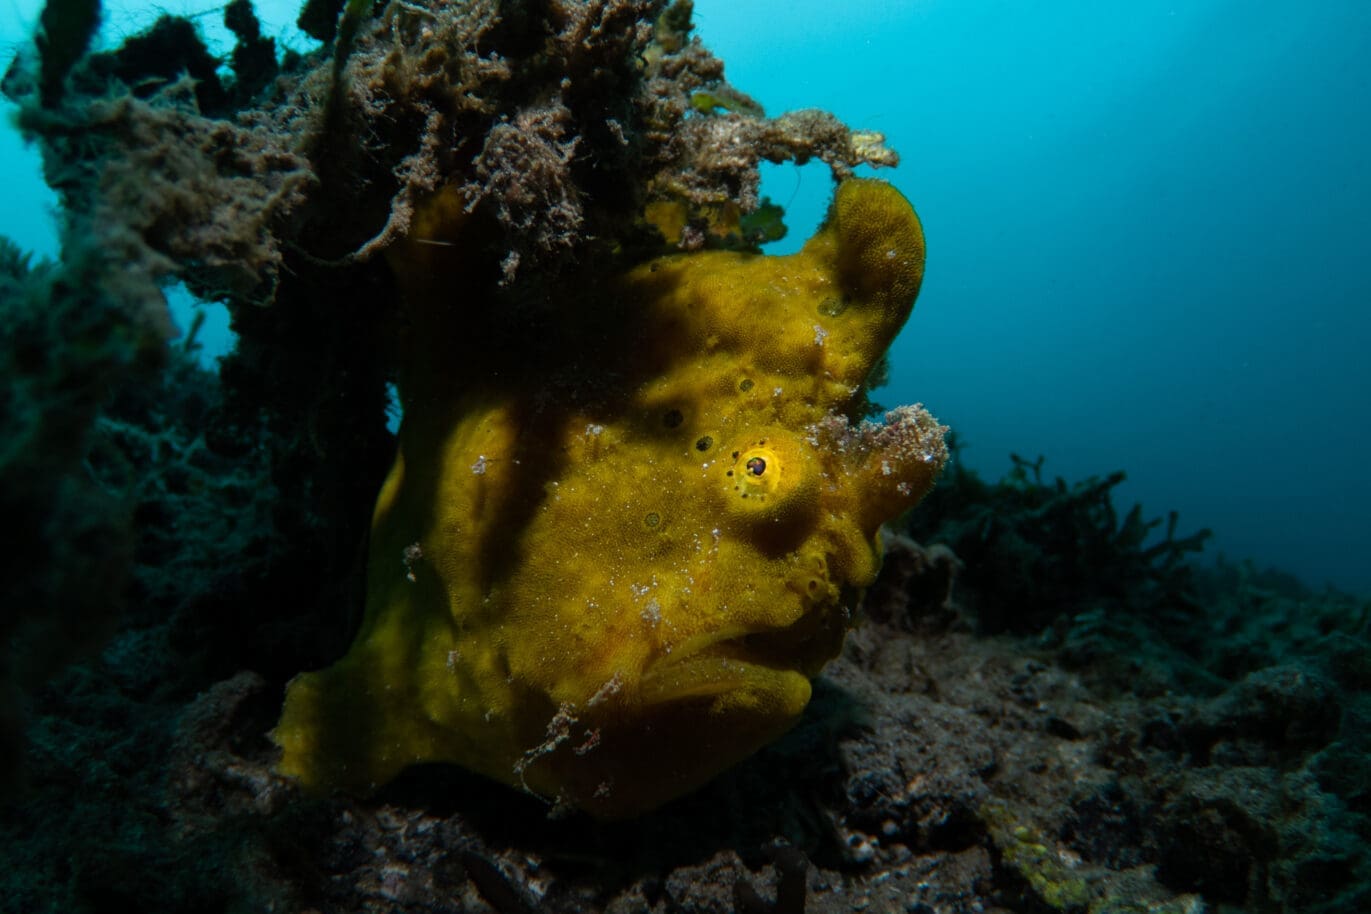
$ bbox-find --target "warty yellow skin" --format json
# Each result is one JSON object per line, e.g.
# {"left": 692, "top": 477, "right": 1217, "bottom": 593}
{"left": 273, "top": 178, "right": 947, "bottom": 817}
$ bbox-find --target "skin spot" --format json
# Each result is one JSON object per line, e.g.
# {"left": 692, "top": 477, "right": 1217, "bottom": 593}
{"left": 663, "top": 409, "right": 683, "bottom": 428}
{"left": 818, "top": 296, "right": 846, "bottom": 317}
{"left": 645, "top": 512, "right": 661, "bottom": 528}
{"left": 695, "top": 436, "right": 713, "bottom": 452}
{"left": 739, "top": 378, "right": 754, "bottom": 391}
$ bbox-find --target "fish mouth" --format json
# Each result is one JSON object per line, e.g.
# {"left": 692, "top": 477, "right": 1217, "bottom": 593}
{"left": 639, "top": 614, "right": 839, "bottom": 707}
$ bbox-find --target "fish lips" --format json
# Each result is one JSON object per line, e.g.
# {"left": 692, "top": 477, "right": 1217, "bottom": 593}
{"left": 637, "top": 610, "right": 844, "bottom": 712}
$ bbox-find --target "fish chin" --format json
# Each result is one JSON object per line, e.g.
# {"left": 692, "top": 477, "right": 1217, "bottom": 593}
{"left": 537, "top": 653, "right": 812, "bottom": 817}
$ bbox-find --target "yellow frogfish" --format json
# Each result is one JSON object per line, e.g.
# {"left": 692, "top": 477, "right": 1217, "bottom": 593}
{"left": 273, "top": 178, "right": 948, "bottom": 817}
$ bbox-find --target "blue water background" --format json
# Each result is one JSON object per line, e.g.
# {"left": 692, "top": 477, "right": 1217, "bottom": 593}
{"left": 2, "top": 1, "right": 1368, "bottom": 594}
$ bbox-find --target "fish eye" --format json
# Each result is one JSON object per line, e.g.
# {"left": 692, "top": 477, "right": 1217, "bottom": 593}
{"left": 729, "top": 444, "right": 784, "bottom": 499}
{"left": 721, "top": 433, "right": 819, "bottom": 534}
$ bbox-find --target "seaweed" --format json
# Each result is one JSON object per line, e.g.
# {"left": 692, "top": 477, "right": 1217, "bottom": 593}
{"left": 224, "top": 0, "right": 279, "bottom": 105}
{"left": 297, "top": 0, "right": 349, "bottom": 43}
{"left": 0, "top": 229, "right": 169, "bottom": 796}
{"left": 35, "top": 0, "right": 100, "bottom": 107}
{"left": 906, "top": 445, "right": 1212, "bottom": 637}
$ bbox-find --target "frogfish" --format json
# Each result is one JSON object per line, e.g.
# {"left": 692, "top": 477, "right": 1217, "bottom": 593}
{"left": 273, "top": 178, "right": 947, "bottom": 817}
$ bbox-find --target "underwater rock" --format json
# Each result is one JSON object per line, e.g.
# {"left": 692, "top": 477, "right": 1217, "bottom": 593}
{"left": 1188, "top": 663, "right": 1342, "bottom": 764}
